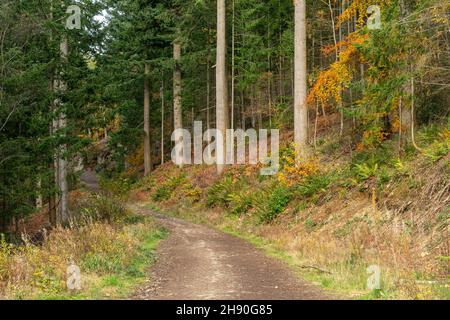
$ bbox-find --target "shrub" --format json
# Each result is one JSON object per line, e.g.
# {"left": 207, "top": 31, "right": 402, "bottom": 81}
{"left": 227, "top": 191, "right": 254, "bottom": 216}
{"left": 207, "top": 177, "right": 235, "bottom": 207}
{"left": 423, "top": 128, "right": 450, "bottom": 162}
{"left": 152, "top": 174, "right": 186, "bottom": 202}
{"left": 296, "top": 174, "right": 332, "bottom": 198}
{"left": 354, "top": 163, "right": 379, "bottom": 181}
{"left": 257, "top": 185, "right": 291, "bottom": 223}
{"left": 75, "top": 194, "right": 130, "bottom": 223}
{"left": 0, "top": 235, "right": 12, "bottom": 282}
{"left": 183, "top": 184, "right": 202, "bottom": 203}
{"left": 0, "top": 216, "right": 160, "bottom": 299}
{"left": 277, "top": 143, "right": 319, "bottom": 186}
{"left": 99, "top": 176, "right": 136, "bottom": 198}
{"left": 350, "top": 142, "right": 395, "bottom": 185}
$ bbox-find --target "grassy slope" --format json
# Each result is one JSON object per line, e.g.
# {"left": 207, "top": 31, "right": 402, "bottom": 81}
{"left": 0, "top": 195, "right": 167, "bottom": 300}
{"left": 129, "top": 123, "right": 449, "bottom": 300}
{"left": 40, "top": 226, "right": 167, "bottom": 300}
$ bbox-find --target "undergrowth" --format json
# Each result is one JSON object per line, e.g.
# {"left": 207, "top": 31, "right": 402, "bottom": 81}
{"left": 131, "top": 122, "right": 449, "bottom": 300}
{"left": 0, "top": 195, "right": 166, "bottom": 300}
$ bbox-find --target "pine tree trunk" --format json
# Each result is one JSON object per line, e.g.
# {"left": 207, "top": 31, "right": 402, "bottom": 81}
{"left": 48, "top": 53, "right": 57, "bottom": 227}
{"left": 36, "top": 178, "right": 43, "bottom": 209}
{"left": 161, "top": 77, "right": 165, "bottom": 165}
{"left": 56, "top": 38, "right": 69, "bottom": 226}
{"left": 206, "top": 54, "right": 211, "bottom": 133}
{"left": 173, "top": 39, "right": 183, "bottom": 166}
{"left": 144, "top": 63, "right": 152, "bottom": 175}
{"left": 216, "top": 0, "right": 228, "bottom": 174}
{"left": 294, "top": 0, "right": 309, "bottom": 159}
{"left": 231, "top": 0, "right": 236, "bottom": 130}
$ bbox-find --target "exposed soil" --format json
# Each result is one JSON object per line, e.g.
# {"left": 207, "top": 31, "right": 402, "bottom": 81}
{"left": 132, "top": 205, "right": 329, "bottom": 300}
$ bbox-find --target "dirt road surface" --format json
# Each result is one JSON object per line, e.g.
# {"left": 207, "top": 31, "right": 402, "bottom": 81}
{"left": 133, "top": 205, "right": 328, "bottom": 300}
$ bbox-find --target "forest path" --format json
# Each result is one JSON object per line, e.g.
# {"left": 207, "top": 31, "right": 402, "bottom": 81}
{"left": 132, "top": 205, "right": 328, "bottom": 300}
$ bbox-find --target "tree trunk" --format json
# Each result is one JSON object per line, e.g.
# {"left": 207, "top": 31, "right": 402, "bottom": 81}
{"left": 206, "top": 54, "right": 211, "bottom": 133}
{"left": 231, "top": 0, "right": 236, "bottom": 130}
{"left": 48, "top": 48, "right": 57, "bottom": 227}
{"left": 173, "top": 39, "right": 183, "bottom": 166}
{"left": 294, "top": 0, "right": 309, "bottom": 159}
{"left": 144, "top": 63, "right": 152, "bottom": 175}
{"left": 56, "top": 38, "right": 69, "bottom": 226}
{"left": 36, "top": 178, "right": 43, "bottom": 210}
{"left": 161, "top": 76, "right": 165, "bottom": 165}
{"left": 216, "top": 0, "right": 228, "bottom": 174}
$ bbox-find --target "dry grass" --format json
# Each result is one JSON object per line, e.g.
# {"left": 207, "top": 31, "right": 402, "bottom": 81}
{"left": 0, "top": 200, "right": 163, "bottom": 300}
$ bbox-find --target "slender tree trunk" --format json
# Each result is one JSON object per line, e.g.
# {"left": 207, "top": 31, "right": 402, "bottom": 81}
{"left": 294, "top": 0, "right": 309, "bottom": 159}
{"left": 410, "top": 77, "right": 422, "bottom": 152}
{"left": 338, "top": 0, "right": 344, "bottom": 137}
{"left": 144, "top": 63, "right": 152, "bottom": 175}
{"left": 216, "top": 0, "right": 228, "bottom": 174}
{"left": 173, "top": 39, "right": 183, "bottom": 165}
{"left": 328, "top": 0, "right": 338, "bottom": 60}
{"left": 231, "top": 0, "right": 235, "bottom": 130}
{"left": 56, "top": 38, "right": 69, "bottom": 226}
{"left": 267, "top": 20, "right": 272, "bottom": 128}
{"left": 279, "top": 26, "right": 284, "bottom": 100}
{"left": 207, "top": 55, "right": 211, "bottom": 131}
{"left": 36, "top": 178, "right": 43, "bottom": 209}
{"left": 48, "top": 57, "right": 57, "bottom": 226}
{"left": 258, "top": 90, "right": 263, "bottom": 129}
{"left": 251, "top": 90, "right": 256, "bottom": 128}
{"left": 161, "top": 76, "right": 165, "bottom": 165}
{"left": 241, "top": 90, "right": 245, "bottom": 130}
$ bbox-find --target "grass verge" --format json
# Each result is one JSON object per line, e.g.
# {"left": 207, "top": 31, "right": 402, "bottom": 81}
{"left": 0, "top": 200, "right": 167, "bottom": 300}
{"left": 147, "top": 201, "right": 449, "bottom": 300}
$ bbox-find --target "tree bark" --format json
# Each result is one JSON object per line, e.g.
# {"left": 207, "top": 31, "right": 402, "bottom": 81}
{"left": 55, "top": 38, "right": 69, "bottom": 226}
{"left": 216, "top": 0, "right": 228, "bottom": 174}
{"left": 231, "top": 0, "right": 235, "bottom": 130}
{"left": 161, "top": 76, "right": 165, "bottom": 165}
{"left": 173, "top": 39, "right": 183, "bottom": 166}
{"left": 206, "top": 54, "right": 211, "bottom": 133}
{"left": 144, "top": 63, "right": 152, "bottom": 175}
{"left": 294, "top": 0, "right": 309, "bottom": 159}
{"left": 48, "top": 47, "right": 57, "bottom": 227}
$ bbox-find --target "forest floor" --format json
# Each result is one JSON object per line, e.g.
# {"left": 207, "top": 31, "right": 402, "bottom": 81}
{"left": 131, "top": 204, "right": 329, "bottom": 300}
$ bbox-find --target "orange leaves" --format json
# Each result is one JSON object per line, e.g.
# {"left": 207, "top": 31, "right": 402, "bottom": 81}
{"left": 308, "top": 67, "right": 346, "bottom": 105}
{"left": 308, "top": 33, "right": 367, "bottom": 106}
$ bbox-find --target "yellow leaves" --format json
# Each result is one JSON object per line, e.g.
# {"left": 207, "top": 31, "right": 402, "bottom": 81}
{"left": 338, "top": 0, "right": 391, "bottom": 27}
{"left": 442, "top": 128, "right": 450, "bottom": 141}
{"left": 277, "top": 145, "right": 319, "bottom": 187}
{"left": 391, "top": 116, "right": 401, "bottom": 133}
{"left": 308, "top": 67, "right": 345, "bottom": 105}
{"left": 183, "top": 185, "right": 202, "bottom": 203}
{"left": 357, "top": 127, "right": 389, "bottom": 151}
{"left": 308, "top": 33, "right": 367, "bottom": 106}
{"left": 277, "top": 160, "right": 319, "bottom": 187}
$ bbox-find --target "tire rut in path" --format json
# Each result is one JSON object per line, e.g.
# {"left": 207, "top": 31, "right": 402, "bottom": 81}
{"left": 133, "top": 205, "right": 328, "bottom": 300}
